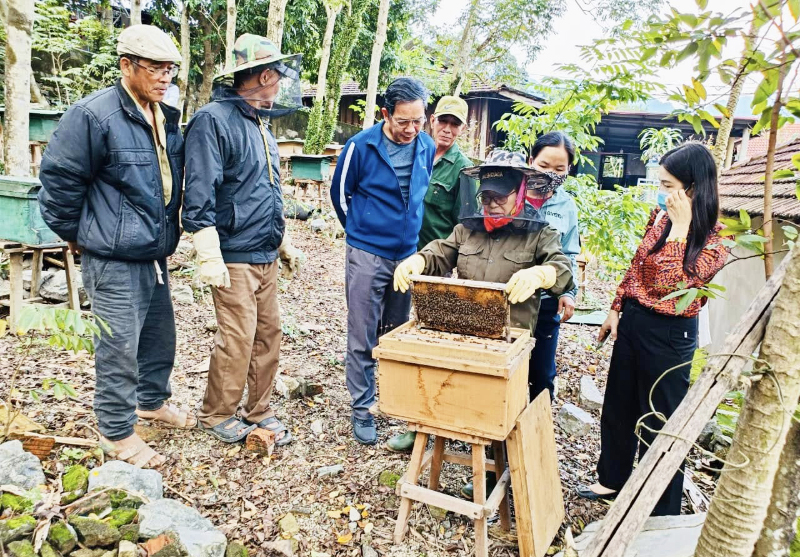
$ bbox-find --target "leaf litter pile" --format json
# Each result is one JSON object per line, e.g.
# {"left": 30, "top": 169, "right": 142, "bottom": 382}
{"left": 0, "top": 220, "right": 718, "bottom": 556}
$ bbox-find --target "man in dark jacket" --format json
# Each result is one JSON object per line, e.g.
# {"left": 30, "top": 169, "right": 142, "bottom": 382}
{"left": 183, "top": 34, "right": 303, "bottom": 446}
{"left": 330, "top": 77, "right": 435, "bottom": 444}
{"left": 38, "top": 25, "right": 190, "bottom": 468}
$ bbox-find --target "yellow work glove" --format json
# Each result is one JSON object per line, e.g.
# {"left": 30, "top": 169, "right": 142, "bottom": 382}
{"left": 505, "top": 264, "right": 557, "bottom": 304}
{"left": 278, "top": 233, "right": 305, "bottom": 280}
{"left": 393, "top": 254, "right": 426, "bottom": 293}
{"left": 193, "top": 227, "right": 231, "bottom": 288}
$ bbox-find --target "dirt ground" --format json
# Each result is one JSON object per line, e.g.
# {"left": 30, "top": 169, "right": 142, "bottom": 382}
{"left": 0, "top": 219, "right": 715, "bottom": 556}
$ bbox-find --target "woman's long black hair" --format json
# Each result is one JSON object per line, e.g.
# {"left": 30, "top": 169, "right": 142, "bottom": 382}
{"left": 529, "top": 131, "right": 578, "bottom": 176}
{"left": 648, "top": 142, "right": 719, "bottom": 277}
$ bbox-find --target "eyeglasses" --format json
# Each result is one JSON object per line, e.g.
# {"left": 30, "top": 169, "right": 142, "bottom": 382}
{"left": 478, "top": 192, "right": 511, "bottom": 206}
{"left": 391, "top": 115, "right": 426, "bottom": 128}
{"left": 128, "top": 58, "right": 179, "bottom": 78}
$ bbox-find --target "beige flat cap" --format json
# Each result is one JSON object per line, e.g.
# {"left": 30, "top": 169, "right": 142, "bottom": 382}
{"left": 117, "top": 24, "right": 182, "bottom": 63}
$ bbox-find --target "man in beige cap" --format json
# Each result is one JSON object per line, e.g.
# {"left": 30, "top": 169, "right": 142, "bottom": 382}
{"left": 39, "top": 25, "right": 192, "bottom": 468}
{"left": 385, "top": 94, "right": 474, "bottom": 453}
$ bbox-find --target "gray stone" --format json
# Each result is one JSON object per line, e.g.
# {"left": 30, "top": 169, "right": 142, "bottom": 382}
{"left": 697, "top": 420, "right": 721, "bottom": 451}
{"left": 310, "top": 419, "right": 324, "bottom": 436}
{"left": 317, "top": 464, "right": 343, "bottom": 478}
{"left": 0, "top": 515, "right": 36, "bottom": 544}
{"left": 310, "top": 218, "right": 328, "bottom": 233}
{"left": 0, "top": 279, "right": 9, "bottom": 297}
{"left": 22, "top": 268, "right": 54, "bottom": 291}
{"left": 349, "top": 507, "right": 361, "bottom": 522}
{"left": 39, "top": 270, "right": 87, "bottom": 304}
{"left": 278, "top": 512, "right": 299, "bottom": 536}
{"left": 579, "top": 375, "right": 604, "bottom": 411}
{"left": 118, "top": 540, "right": 138, "bottom": 557}
{"left": 0, "top": 440, "right": 46, "bottom": 489}
{"left": 361, "top": 545, "right": 378, "bottom": 557}
{"left": 277, "top": 376, "right": 302, "bottom": 399}
{"left": 554, "top": 513, "right": 706, "bottom": 557}
{"left": 88, "top": 460, "right": 163, "bottom": 500}
{"left": 171, "top": 284, "right": 195, "bottom": 304}
{"left": 264, "top": 540, "right": 293, "bottom": 557}
{"left": 138, "top": 499, "right": 227, "bottom": 557}
{"left": 176, "top": 240, "right": 194, "bottom": 256}
{"left": 204, "top": 319, "right": 218, "bottom": 332}
{"left": 556, "top": 403, "right": 595, "bottom": 438}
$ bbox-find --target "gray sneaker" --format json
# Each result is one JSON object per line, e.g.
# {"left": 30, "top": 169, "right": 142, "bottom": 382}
{"left": 351, "top": 415, "right": 377, "bottom": 445}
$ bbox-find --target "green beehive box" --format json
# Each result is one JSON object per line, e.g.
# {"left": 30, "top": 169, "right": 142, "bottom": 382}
{"left": 0, "top": 176, "right": 61, "bottom": 245}
{"left": 290, "top": 154, "right": 332, "bottom": 181}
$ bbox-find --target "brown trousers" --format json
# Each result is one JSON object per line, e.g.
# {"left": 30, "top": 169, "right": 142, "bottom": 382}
{"left": 199, "top": 262, "right": 281, "bottom": 428}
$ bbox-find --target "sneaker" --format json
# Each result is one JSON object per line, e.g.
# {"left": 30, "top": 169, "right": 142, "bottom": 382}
{"left": 386, "top": 431, "right": 416, "bottom": 453}
{"left": 461, "top": 474, "right": 498, "bottom": 500}
{"left": 351, "top": 415, "right": 377, "bottom": 445}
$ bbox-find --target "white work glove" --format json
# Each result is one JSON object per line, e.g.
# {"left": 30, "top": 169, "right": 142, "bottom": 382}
{"left": 505, "top": 265, "right": 557, "bottom": 304}
{"left": 393, "top": 254, "right": 426, "bottom": 293}
{"left": 193, "top": 227, "right": 230, "bottom": 288}
{"left": 279, "top": 233, "right": 305, "bottom": 280}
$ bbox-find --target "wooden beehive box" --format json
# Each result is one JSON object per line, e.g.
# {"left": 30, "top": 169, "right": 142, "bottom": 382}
{"left": 0, "top": 176, "right": 61, "bottom": 246}
{"left": 374, "top": 321, "right": 533, "bottom": 440}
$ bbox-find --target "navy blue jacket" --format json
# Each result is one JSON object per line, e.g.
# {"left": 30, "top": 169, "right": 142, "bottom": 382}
{"left": 182, "top": 89, "right": 284, "bottom": 264}
{"left": 38, "top": 80, "right": 184, "bottom": 261}
{"left": 330, "top": 122, "right": 435, "bottom": 261}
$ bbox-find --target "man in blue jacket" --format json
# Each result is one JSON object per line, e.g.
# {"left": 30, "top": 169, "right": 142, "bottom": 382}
{"left": 38, "top": 25, "right": 189, "bottom": 468}
{"left": 331, "top": 77, "right": 435, "bottom": 444}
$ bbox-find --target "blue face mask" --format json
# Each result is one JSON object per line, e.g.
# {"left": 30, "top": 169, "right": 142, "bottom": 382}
{"left": 657, "top": 190, "right": 669, "bottom": 212}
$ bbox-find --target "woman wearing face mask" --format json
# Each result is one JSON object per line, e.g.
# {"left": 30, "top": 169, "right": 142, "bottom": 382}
{"left": 576, "top": 142, "right": 729, "bottom": 516}
{"left": 525, "top": 132, "right": 580, "bottom": 401}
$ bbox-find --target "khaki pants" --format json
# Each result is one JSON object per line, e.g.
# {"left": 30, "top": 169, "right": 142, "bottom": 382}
{"left": 199, "top": 262, "right": 281, "bottom": 428}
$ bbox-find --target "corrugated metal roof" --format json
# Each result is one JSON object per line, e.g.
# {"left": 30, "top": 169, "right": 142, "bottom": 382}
{"left": 718, "top": 137, "right": 800, "bottom": 221}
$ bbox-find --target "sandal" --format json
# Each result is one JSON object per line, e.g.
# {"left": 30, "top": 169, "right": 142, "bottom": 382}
{"left": 100, "top": 433, "right": 166, "bottom": 469}
{"left": 197, "top": 416, "right": 256, "bottom": 443}
{"left": 136, "top": 403, "right": 198, "bottom": 429}
{"left": 246, "top": 416, "right": 293, "bottom": 447}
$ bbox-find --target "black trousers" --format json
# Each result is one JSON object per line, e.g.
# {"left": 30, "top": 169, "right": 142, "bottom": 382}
{"left": 597, "top": 299, "right": 697, "bottom": 516}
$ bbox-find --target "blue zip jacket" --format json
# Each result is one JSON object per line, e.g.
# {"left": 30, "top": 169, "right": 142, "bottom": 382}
{"left": 330, "top": 122, "right": 435, "bottom": 261}
{"left": 538, "top": 188, "right": 580, "bottom": 300}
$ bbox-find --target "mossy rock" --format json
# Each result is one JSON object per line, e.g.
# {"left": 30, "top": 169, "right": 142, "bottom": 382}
{"left": 70, "top": 549, "right": 107, "bottom": 557}
{"left": 225, "top": 542, "right": 248, "bottom": 557}
{"left": 69, "top": 492, "right": 111, "bottom": 516}
{"left": 119, "top": 523, "right": 140, "bottom": 543}
{"left": 47, "top": 520, "right": 78, "bottom": 553}
{"left": 67, "top": 516, "right": 120, "bottom": 548}
{"left": 151, "top": 530, "right": 189, "bottom": 557}
{"left": 60, "top": 465, "right": 90, "bottom": 504}
{"left": 1, "top": 493, "right": 33, "bottom": 513}
{"left": 378, "top": 470, "right": 401, "bottom": 489}
{"left": 7, "top": 540, "right": 35, "bottom": 557}
{"left": 107, "top": 508, "right": 137, "bottom": 528}
{"left": 108, "top": 489, "right": 144, "bottom": 509}
{"left": 0, "top": 514, "right": 36, "bottom": 544}
{"left": 39, "top": 542, "right": 61, "bottom": 557}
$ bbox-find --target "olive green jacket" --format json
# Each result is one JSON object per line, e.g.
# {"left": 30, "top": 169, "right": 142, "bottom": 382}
{"left": 418, "top": 223, "right": 574, "bottom": 332}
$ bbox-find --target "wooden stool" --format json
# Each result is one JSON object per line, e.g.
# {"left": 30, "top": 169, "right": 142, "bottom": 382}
{"left": 1, "top": 241, "right": 80, "bottom": 330}
{"left": 394, "top": 423, "right": 512, "bottom": 557}
{"left": 294, "top": 179, "right": 327, "bottom": 208}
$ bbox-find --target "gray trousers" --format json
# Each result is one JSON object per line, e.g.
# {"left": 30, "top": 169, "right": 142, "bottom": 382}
{"left": 82, "top": 253, "right": 176, "bottom": 441}
{"left": 345, "top": 245, "right": 411, "bottom": 421}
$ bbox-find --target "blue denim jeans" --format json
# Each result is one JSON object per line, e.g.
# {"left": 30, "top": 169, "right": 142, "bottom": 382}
{"left": 344, "top": 245, "right": 411, "bottom": 421}
{"left": 82, "top": 253, "right": 176, "bottom": 441}
{"left": 530, "top": 296, "right": 561, "bottom": 400}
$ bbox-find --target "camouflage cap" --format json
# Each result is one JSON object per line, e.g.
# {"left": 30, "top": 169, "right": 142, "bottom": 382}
{"left": 462, "top": 149, "right": 536, "bottom": 178}
{"left": 215, "top": 34, "right": 300, "bottom": 80}
{"left": 117, "top": 24, "right": 182, "bottom": 63}
{"left": 433, "top": 95, "right": 468, "bottom": 124}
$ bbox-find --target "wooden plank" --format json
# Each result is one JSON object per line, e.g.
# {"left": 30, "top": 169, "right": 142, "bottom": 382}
{"left": 30, "top": 249, "right": 43, "bottom": 298}
{"left": 472, "top": 442, "right": 489, "bottom": 557}
{"left": 483, "top": 469, "right": 511, "bottom": 518}
{"left": 428, "top": 436, "right": 446, "bottom": 491}
{"left": 585, "top": 253, "right": 789, "bottom": 557}
{"left": 408, "top": 423, "right": 494, "bottom": 445}
{"left": 492, "top": 440, "right": 511, "bottom": 530}
{"left": 410, "top": 274, "right": 506, "bottom": 291}
{"left": 507, "top": 392, "right": 565, "bottom": 557}
{"left": 394, "top": 432, "right": 429, "bottom": 544}
{"left": 63, "top": 248, "right": 80, "bottom": 311}
{"left": 8, "top": 252, "right": 24, "bottom": 331}
{"left": 442, "top": 450, "right": 497, "bottom": 472}
{"left": 398, "top": 482, "right": 484, "bottom": 519}
{"left": 373, "top": 347, "right": 529, "bottom": 378}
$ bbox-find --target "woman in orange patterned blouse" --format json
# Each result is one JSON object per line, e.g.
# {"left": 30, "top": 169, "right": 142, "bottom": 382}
{"left": 577, "top": 142, "right": 730, "bottom": 515}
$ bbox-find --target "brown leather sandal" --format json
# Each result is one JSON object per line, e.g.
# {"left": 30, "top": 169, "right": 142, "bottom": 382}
{"left": 136, "top": 403, "right": 198, "bottom": 429}
{"left": 100, "top": 433, "right": 166, "bottom": 468}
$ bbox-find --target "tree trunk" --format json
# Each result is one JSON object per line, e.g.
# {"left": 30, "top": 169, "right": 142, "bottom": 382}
{"left": 362, "top": 0, "right": 390, "bottom": 129}
{"left": 101, "top": 3, "right": 113, "bottom": 32}
{"left": 266, "top": 0, "right": 290, "bottom": 50}
{"left": 30, "top": 72, "right": 49, "bottom": 107}
{"left": 225, "top": 0, "right": 236, "bottom": 65}
{"left": 314, "top": 2, "right": 340, "bottom": 104}
{"left": 752, "top": 417, "right": 800, "bottom": 557}
{"left": 197, "top": 31, "right": 216, "bottom": 107}
{"left": 3, "top": 0, "right": 34, "bottom": 176}
{"left": 449, "top": 0, "right": 479, "bottom": 96}
{"left": 130, "top": 0, "right": 142, "bottom": 25}
{"left": 177, "top": 1, "right": 191, "bottom": 118}
{"left": 694, "top": 246, "right": 800, "bottom": 557}
{"left": 762, "top": 57, "right": 788, "bottom": 280}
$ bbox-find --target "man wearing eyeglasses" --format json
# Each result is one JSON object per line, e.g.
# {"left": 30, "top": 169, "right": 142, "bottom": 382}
{"left": 38, "top": 25, "right": 189, "bottom": 468}
{"left": 331, "top": 76, "right": 435, "bottom": 445}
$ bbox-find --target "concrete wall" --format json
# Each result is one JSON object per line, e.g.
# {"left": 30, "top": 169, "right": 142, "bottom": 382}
{"left": 707, "top": 217, "right": 793, "bottom": 352}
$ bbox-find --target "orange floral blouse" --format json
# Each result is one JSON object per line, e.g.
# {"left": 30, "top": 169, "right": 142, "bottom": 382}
{"left": 611, "top": 209, "right": 730, "bottom": 318}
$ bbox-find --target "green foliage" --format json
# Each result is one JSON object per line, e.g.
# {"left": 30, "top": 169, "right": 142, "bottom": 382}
{"left": 565, "top": 175, "right": 652, "bottom": 280}
{"left": 14, "top": 305, "right": 111, "bottom": 354}
{"left": 638, "top": 127, "right": 684, "bottom": 162}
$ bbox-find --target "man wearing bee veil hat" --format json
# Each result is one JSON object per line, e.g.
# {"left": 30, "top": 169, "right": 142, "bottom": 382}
{"left": 182, "top": 34, "right": 304, "bottom": 445}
